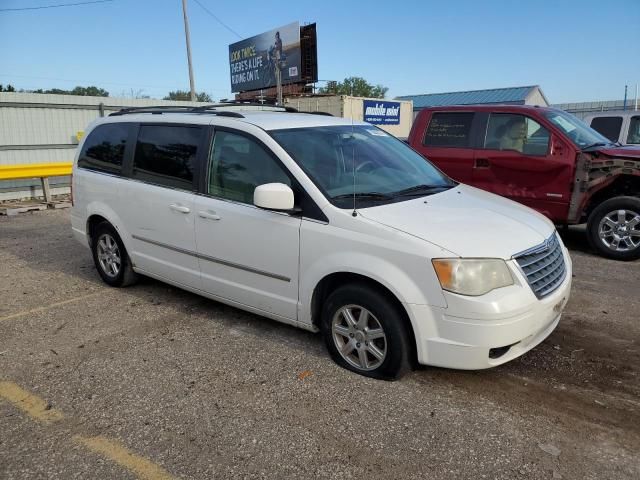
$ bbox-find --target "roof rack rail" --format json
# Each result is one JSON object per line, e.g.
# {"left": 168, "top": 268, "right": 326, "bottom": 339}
{"left": 109, "top": 102, "right": 298, "bottom": 117}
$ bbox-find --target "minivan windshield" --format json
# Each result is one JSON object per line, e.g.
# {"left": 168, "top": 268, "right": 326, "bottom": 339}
{"left": 270, "top": 125, "right": 455, "bottom": 207}
{"left": 544, "top": 110, "right": 612, "bottom": 149}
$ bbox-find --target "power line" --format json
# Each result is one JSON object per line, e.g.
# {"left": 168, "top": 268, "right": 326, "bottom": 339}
{"left": 0, "top": 0, "right": 113, "bottom": 12}
{"left": 192, "top": 0, "right": 242, "bottom": 39}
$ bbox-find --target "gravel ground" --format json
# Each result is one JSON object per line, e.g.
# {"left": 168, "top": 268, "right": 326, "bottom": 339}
{"left": 0, "top": 209, "right": 638, "bottom": 479}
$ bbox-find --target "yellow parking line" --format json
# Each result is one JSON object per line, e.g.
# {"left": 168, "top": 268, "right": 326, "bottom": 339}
{"left": 0, "top": 292, "right": 101, "bottom": 323}
{"left": 74, "top": 435, "right": 175, "bottom": 480}
{"left": 0, "top": 381, "right": 64, "bottom": 424}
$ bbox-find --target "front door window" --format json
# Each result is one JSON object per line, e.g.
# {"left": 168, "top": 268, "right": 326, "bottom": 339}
{"left": 208, "top": 130, "right": 291, "bottom": 204}
{"left": 484, "top": 114, "right": 550, "bottom": 156}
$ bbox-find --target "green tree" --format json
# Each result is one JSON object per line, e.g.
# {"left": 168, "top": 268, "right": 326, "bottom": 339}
{"left": 163, "top": 90, "right": 212, "bottom": 102}
{"left": 69, "top": 86, "right": 109, "bottom": 97}
{"left": 0, "top": 84, "right": 16, "bottom": 92}
{"left": 319, "top": 77, "right": 388, "bottom": 98}
{"left": 29, "top": 86, "right": 109, "bottom": 97}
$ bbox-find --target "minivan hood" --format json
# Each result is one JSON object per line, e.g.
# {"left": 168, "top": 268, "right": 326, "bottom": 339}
{"left": 358, "top": 185, "right": 555, "bottom": 258}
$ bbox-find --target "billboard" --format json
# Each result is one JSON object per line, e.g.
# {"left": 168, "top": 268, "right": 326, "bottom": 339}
{"left": 363, "top": 100, "right": 401, "bottom": 125}
{"left": 229, "top": 22, "right": 301, "bottom": 93}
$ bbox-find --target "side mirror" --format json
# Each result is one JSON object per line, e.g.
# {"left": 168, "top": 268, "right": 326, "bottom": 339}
{"left": 254, "top": 183, "right": 296, "bottom": 212}
{"left": 551, "top": 136, "right": 565, "bottom": 156}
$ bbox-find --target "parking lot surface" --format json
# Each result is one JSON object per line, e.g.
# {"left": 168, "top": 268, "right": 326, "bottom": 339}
{"left": 1, "top": 209, "right": 639, "bottom": 479}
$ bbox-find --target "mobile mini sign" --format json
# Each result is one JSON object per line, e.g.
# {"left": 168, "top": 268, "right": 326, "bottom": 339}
{"left": 228, "top": 22, "right": 301, "bottom": 93}
{"left": 363, "top": 100, "right": 401, "bottom": 125}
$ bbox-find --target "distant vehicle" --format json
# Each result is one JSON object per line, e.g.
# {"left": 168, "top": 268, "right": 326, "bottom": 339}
{"left": 408, "top": 105, "right": 640, "bottom": 260}
{"left": 583, "top": 110, "right": 640, "bottom": 145}
{"left": 71, "top": 104, "right": 571, "bottom": 379}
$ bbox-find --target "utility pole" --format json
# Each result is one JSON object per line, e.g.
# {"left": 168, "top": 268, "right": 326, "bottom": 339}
{"left": 182, "top": 0, "right": 196, "bottom": 101}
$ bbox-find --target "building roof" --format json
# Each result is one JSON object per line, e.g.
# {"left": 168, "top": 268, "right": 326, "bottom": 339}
{"left": 396, "top": 86, "right": 546, "bottom": 109}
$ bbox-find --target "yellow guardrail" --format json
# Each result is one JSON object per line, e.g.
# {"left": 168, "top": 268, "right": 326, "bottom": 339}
{"left": 0, "top": 162, "right": 72, "bottom": 181}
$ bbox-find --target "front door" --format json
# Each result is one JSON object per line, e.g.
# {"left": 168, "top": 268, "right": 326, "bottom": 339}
{"left": 122, "top": 123, "right": 205, "bottom": 289}
{"left": 473, "top": 113, "right": 573, "bottom": 221}
{"left": 194, "top": 128, "right": 301, "bottom": 320}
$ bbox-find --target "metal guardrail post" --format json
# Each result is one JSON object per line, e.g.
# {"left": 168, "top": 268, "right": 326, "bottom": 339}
{"left": 40, "top": 177, "right": 52, "bottom": 203}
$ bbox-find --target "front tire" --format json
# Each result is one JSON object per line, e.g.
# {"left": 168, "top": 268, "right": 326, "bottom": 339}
{"left": 587, "top": 196, "right": 640, "bottom": 261}
{"left": 321, "top": 283, "right": 412, "bottom": 380}
{"left": 91, "top": 222, "right": 138, "bottom": 287}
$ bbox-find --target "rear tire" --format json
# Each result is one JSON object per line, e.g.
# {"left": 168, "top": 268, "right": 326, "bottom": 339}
{"left": 91, "top": 222, "right": 138, "bottom": 287}
{"left": 587, "top": 196, "right": 640, "bottom": 261}
{"left": 321, "top": 283, "right": 412, "bottom": 380}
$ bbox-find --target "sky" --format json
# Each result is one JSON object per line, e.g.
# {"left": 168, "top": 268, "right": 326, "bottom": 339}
{"left": 1, "top": 0, "right": 639, "bottom": 104}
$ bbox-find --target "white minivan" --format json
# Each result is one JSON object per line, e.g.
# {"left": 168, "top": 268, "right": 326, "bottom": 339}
{"left": 71, "top": 104, "right": 572, "bottom": 379}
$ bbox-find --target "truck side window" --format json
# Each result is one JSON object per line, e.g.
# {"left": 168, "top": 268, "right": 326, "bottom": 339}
{"left": 627, "top": 116, "right": 640, "bottom": 144}
{"left": 132, "top": 125, "right": 202, "bottom": 190}
{"left": 589, "top": 116, "right": 623, "bottom": 142}
{"left": 208, "top": 131, "right": 291, "bottom": 204}
{"left": 484, "top": 114, "right": 549, "bottom": 156}
{"left": 423, "top": 112, "right": 474, "bottom": 147}
{"left": 78, "top": 123, "right": 130, "bottom": 175}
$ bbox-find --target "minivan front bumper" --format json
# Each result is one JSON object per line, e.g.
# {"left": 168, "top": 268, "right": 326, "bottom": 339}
{"left": 406, "top": 255, "right": 572, "bottom": 370}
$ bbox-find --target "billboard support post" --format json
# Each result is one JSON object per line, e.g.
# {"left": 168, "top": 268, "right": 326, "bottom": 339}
{"left": 182, "top": 0, "right": 196, "bottom": 102}
{"left": 276, "top": 62, "right": 283, "bottom": 105}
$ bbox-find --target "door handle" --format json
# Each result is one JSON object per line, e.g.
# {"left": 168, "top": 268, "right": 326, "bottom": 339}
{"left": 198, "top": 210, "right": 220, "bottom": 221}
{"left": 169, "top": 204, "right": 191, "bottom": 214}
{"left": 474, "top": 158, "right": 490, "bottom": 168}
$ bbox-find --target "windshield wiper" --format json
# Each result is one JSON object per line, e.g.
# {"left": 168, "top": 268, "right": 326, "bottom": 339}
{"left": 390, "top": 184, "right": 454, "bottom": 197}
{"left": 332, "top": 192, "right": 393, "bottom": 201}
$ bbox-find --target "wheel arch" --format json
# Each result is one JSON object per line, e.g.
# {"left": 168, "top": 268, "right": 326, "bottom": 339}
{"left": 85, "top": 202, "right": 129, "bottom": 250}
{"left": 310, "top": 271, "right": 418, "bottom": 366}
{"left": 582, "top": 174, "right": 640, "bottom": 221}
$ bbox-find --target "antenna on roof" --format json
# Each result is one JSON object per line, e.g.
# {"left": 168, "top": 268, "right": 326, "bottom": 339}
{"left": 350, "top": 87, "right": 357, "bottom": 217}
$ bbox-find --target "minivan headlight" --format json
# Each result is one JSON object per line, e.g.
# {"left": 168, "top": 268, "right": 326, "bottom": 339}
{"left": 432, "top": 258, "right": 514, "bottom": 296}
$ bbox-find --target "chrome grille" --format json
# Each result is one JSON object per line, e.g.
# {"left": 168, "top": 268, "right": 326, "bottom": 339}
{"left": 514, "top": 233, "right": 566, "bottom": 299}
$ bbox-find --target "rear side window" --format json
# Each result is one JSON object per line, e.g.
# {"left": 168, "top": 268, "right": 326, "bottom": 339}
{"left": 78, "top": 123, "right": 129, "bottom": 174}
{"left": 590, "top": 116, "right": 623, "bottom": 142}
{"left": 423, "top": 112, "right": 474, "bottom": 147}
{"left": 132, "top": 125, "right": 202, "bottom": 190}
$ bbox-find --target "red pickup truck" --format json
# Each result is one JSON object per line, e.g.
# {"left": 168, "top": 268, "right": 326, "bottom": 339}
{"left": 408, "top": 105, "right": 640, "bottom": 260}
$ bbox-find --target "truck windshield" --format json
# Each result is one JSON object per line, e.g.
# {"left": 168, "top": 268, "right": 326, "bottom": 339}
{"left": 544, "top": 110, "right": 612, "bottom": 149}
{"left": 270, "top": 125, "right": 455, "bottom": 207}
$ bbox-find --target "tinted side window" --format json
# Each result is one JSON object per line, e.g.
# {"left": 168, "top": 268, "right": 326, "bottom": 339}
{"left": 208, "top": 131, "right": 291, "bottom": 204}
{"left": 423, "top": 112, "right": 474, "bottom": 147}
{"left": 132, "top": 125, "right": 202, "bottom": 190}
{"left": 78, "top": 123, "right": 129, "bottom": 174}
{"left": 484, "top": 113, "right": 550, "bottom": 156}
{"left": 628, "top": 116, "right": 640, "bottom": 144}
{"left": 590, "top": 117, "right": 623, "bottom": 142}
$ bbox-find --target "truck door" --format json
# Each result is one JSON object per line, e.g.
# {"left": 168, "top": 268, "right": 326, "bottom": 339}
{"left": 472, "top": 112, "right": 574, "bottom": 222}
{"left": 413, "top": 111, "right": 476, "bottom": 184}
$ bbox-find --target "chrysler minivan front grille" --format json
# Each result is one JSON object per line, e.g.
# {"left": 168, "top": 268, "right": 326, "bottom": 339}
{"left": 514, "top": 233, "right": 566, "bottom": 299}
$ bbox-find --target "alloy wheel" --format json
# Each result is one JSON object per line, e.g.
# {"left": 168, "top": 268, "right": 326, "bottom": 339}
{"left": 96, "top": 233, "right": 121, "bottom": 278}
{"left": 332, "top": 304, "right": 387, "bottom": 371}
{"left": 598, "top": 209, "right": 640, "bottom": 252}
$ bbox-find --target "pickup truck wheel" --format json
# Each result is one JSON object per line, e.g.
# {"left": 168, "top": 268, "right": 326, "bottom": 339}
{"left": 587, "top": 196, "right": 640, "bottom": 260}
{"left": 91, "top": 222, "right": 138, "bottom": 287}
{"left": 321, "top": 283, "right": 412, "bottom": 380}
